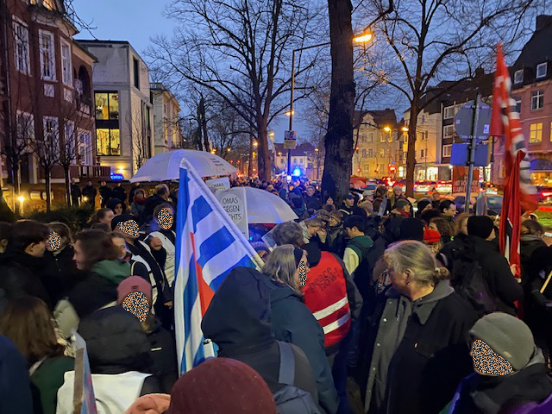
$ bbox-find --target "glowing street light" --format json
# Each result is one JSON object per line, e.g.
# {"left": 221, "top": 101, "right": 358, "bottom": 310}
{"left": 284, "top": 110, "right": 295, "bottom": 116}
{"left": 383, "top": 126, "right": 391, "bottom": 132}
{"left": 226, "top": 147, "right": 231, "bottom": 152}
{"left": 353, "top": 31, "right": 373, "bottom": 44}
{"left": 253, "top": 141, "right": 258, "bottom": 147}
{"left": 17, "top": 195, "right": 25, "bottom": 203}
{"left": 402, "top": 126, "right": 409, "bottom": 132}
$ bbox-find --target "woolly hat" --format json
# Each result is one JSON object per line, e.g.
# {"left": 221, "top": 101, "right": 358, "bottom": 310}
{"left": 111, "top": 214, "right": 137, "bottom": 231}
{"left": 168, "top": 358, "right": 277, "bottom": 414}
{"left": 468, "top": 215, "right": 494, "bottom": 240}
{"left": 470, "top": 312, "right": 535, "bottom": 371}
{"left": 396, "top": 199, "right": 410, "bottom": 210}
{"left": 424, "top": 227, "right": 442, "bottom": 244}
{"left": 416, "top": 199, "right": 431, "bottom": 215}
{"left": 399, "top": 218, "right": 424, "bottom": 241}
{"left": 117, "top": 276, "right": 153, "bottom": 305}
{"left": 125, "top": 394, "right": 170, "bottom": 414}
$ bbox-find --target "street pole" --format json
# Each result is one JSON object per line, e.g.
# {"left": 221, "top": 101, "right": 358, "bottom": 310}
{"left": 287, "top": 50, "right": 296, "bottom": 175}
{"left": 465, "top": 93, "right": 481, "bottom": 213}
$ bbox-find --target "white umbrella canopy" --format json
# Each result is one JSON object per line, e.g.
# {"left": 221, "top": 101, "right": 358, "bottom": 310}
{"left": 219, "top": 187, "right": 298, "bottom": 223}
{"left": 130, "top": 149, "right": 237, "bottom": 182}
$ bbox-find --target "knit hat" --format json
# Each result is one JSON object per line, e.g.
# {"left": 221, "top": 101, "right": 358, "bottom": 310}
{"left": 470, "top": 312, "right": 535, "bottom": 371}
{"left": 468, "top": 215, "right": 494, "bottom": 239}
{"left": 345, "top": 193, "right": 355, "bottom": 200}
{"left": 416, "top": 199, "right": 431, "bottom": 215}
{"left": 117, "top": 276, "right": 153, "bottom": 306}
{"left": 168, "top": 358, "right": 277, "bottom": 414}
{"left": 302, "top": 242, "right": 322, "bottom": 267}
{"left": 125, "top": 394, "right": 170, "bottom": 414}
{"left": 399, "top": 218, "right": 424, "bottom": 241}
{"left": 424, "top": 227, "right": 441, "bottom": 244}
{"left": 396, "top": 199, "right": 409, "bottom": 210}
{"left": 111, "top": 214, "right": 138, "bottom": 231}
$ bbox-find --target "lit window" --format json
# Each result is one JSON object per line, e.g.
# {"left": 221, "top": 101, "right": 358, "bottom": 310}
{"left": 39, "top": 30, "right": 55, "bottom": 81}
{"left": 531, "top": 90, "right": 544, "bottom": 111}
{"left": 536, "top": 63, "right": 548, "bottom": 79}
{"left": 13, "top": 21, "right": 30, "bottom": 74}
{"left": 530, "top": 123, "right": 543, "bottom": 143}
{"left": 95, "top": 92, "right": 119, "bottom": 120}
{"left": 96, "top": 128, "right": 121, "bottom": 156}
{"left": 514, "top": 70, "right": 524, "bottom": 84}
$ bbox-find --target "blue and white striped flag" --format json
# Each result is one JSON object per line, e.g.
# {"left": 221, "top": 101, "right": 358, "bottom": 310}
{"left": 174, "top": 159, "right": 263, "bottom": 374}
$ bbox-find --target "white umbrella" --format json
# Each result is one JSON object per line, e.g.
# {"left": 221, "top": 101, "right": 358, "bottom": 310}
{"left": 218, "top": 187, "right": 298, "bottom": 223}
{"left": 130, "top": 149, "right": 237, "bottom": 182}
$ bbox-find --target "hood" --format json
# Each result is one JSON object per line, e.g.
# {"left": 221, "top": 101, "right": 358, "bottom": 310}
{"left": 469, "top": 349, "right": 552, "bottom": 414}
{"left": 349, "top": 235, "right": 374, "bottom": 250}
{"left": 202, "top": 267, "right": 274, "bottom": 356}
{"left": 467, "top": 235, "right": 499, "bottom": 255}
{"left": 106, "top": 197, "right": 124, "bottom": 211}
{"left": 92, "top": 260, "right": 130, "bottom": 286}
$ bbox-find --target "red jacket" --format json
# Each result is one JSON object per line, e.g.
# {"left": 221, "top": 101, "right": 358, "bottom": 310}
{"left": 301, "top": 252, "right": 351, "bottom": 347}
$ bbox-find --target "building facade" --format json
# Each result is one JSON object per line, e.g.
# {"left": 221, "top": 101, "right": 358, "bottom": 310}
{"left": 0, "top": 0, "right": 102, "bottom": 204}
{"left": 150, "top": 82, "right": 181, "bottom": 155}
{"left": 493, "top": 15, "right": 552, "bottom": 187}
{"left": 355, "top": 109, "right": 401, "bottom": 180}
{"left": 77, "top": 40, "right": 154, "bottom": 180}
{"left": 272, "top": 142, "right": 319, "bottom": 180}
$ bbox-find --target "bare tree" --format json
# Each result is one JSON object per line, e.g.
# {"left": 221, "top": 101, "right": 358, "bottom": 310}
{"left": 148, "top": 0, "right": 324, "bottom": 181}
{"left": 361, "top": 0, "right": 544, "bottom": 196}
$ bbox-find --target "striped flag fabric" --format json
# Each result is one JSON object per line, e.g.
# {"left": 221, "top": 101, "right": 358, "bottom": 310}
{"left": 490, "top": 43, "right": 538, "bottom": 213}
{"left": 174, "top": 159, "right": 263, "bottom": 374}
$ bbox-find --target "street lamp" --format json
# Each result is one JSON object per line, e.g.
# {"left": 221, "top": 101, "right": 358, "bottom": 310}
{"left": 353, "top": 30, "right": 373, "bottom": 44}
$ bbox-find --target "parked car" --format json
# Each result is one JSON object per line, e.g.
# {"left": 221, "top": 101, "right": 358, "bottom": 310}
{"left": 362, "top": 183, "right": 378, "bottom": 192}
{"left": 435, "top": 180, "right": 452, "bottom": 194}
{"left": 414, "top": 181, "right": 437, "bottom": 193}
{"left": 447, "top": 193, "right": 503, "bottom": 215}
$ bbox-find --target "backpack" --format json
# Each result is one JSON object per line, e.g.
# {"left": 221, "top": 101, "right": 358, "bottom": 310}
{"left": 273, "top": 341, "right": 321, "bottom": 414}
{"left": 450, "top": 244, "right": 498, "bottom": 316}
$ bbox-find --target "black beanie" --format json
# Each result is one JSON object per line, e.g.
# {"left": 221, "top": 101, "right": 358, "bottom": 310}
{"left": 111, "top": 214, "right": 137, "bottom": 231}
{"left": 399, "top": 218, "right": 424, "bottom": 241}
{"left": 293, "top": 246, "right": 304, "bottom": 267}
{"left": 468, "top": 215, "right": 494, "bottom": 239}
{"left": 302, "top": 242, "right": 322, "bottom": 267}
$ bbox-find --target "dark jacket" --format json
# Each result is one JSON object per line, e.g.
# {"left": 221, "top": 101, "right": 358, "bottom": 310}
{"left": 520, "top": 235, "right": 547, "bottom": 287}
{"left": 81, "top": 185, "right": 97, "bottom": 202}
{"left": 305, "top": 195, "right": 323, "bottom": 211}
{"left": 449, "top": 350, "right": 552, "bottom": 414}
{"left": 144, "top": 316, "right": 178, "bottom": 394}
{"left": 112, "top": 185, "right": 127, "bottom": 203}
{"left": 67, "top": 259, "right": 130, "bottom": 319}
{"left": 202, "top": 267, "right": 319, "bottom": 403}
{"left": 31, "top": 356, "right": 74, "bottom": 414}
{"left": 70, "top": 183, "right": 81, "bottom": 203}
{"left": 99, "top": 185, "right": 112, "bottom": 203}
{"left": 0, "top": 335, "right": 34, "bottom": 414}
{"left": 129, "top": 184, "right": 141, "bottom": 204}
{"left": 468, "top": 235, "right": 524, "bottom": 315}
{"left": 78, "top": 306, "right": 153, "bottom": 375}
{"left": 0, "top": 251, "right": 51, "bottom": 308}
{"left": 264, "top": 275, "right": 339, "bottom": 414}
{"left": 362, "top": 282, "right": 477, "bottom": 414}
{"left": 43, "top": 245, "right": 81, "bottom": 304}
{"left": 143, "top": 195, "right": 171, "bottom": 223}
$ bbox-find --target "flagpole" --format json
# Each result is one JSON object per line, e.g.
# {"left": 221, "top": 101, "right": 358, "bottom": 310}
{"left": 465, "top": 92, "right": 481, "bottom": 212}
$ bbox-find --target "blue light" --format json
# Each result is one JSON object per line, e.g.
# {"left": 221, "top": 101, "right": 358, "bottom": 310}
{"left": 110, "top": 173, "right": 124, "bottom": 181}
{"left": 292, "top": 168, "right": 302, "bottom": 177}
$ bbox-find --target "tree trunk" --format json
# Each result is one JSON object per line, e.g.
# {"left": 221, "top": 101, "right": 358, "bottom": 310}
{"left": 322, "top": 0, "right": 355, "bottom": 203}
{"left": 248, "top": 134, "right": 253, "bottom": 177}
{"left": 45, "top": 171, "right": 52, "bottom": 212}
{"left": 257, "top": 118, "right": 271, "bottom": 181}
{"left": 405, "top": 108, "right": 419, "bottom": 198}
{"left": 199, "top": 97, "right": 210, "bottom": 152}
{"left": 64, "top": 167, "right": 71, "bottom": 207}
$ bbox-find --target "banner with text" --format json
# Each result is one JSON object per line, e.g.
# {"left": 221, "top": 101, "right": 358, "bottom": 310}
{"left": 215, "top": 188, "right": 249, "bottom": 239}
{"left": 452, "top": 166, "right": 479, "bottom": 194}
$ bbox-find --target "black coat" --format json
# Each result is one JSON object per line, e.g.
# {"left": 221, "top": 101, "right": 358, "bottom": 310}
{"left": 0, "top": 335, "right": 34, "bottom": 414}
{"left": 99, "top": 185, "right": 112, "bottom": 202}
{"left": 263, "top": 274, "right": 339, "bottom": 414}
{"left": 202, "top": 267, "right": 319, "bottom": 402}
{"left": 81, "top": 185, "right": 97, "bottom": 201}
{"left": 78, "top": 306, "right": 153, "bottom": 375}
{"left": 43, "top": 246, "right": 82, "bottom": 304}
{"left": 0, "top": 251, "right": 51, "bottom": 308}
{"left": 145, "top": 317, "right": 178, "bottom": 394}
{"left": 362, "top": 287, "right": 477, "bottom": 414}
{"left": 112, "top": 186, "right": 127, "bottom": 203}
{"left": 468, "top": 235, "right": 524, "bottom": 315}
{"left": 305, "top": 195, "right": 323, "bottom": 211}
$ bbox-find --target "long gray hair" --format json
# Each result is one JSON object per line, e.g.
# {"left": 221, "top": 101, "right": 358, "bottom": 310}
{"left": 262, "top": 244, "right": 302, "bottom": 296}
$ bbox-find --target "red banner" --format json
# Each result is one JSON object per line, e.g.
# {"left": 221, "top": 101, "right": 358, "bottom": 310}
{"left": 452, "top": 166, "right": 479, "bottom": 194}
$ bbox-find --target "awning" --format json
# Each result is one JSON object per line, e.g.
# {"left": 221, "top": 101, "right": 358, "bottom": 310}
{"left": 530, "top": 158, "right": 552, "bottom": 172}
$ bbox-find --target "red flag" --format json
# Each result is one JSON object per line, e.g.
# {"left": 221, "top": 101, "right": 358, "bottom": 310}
{"left": 499, "top": 151, "right": 523, "bottom": 280}
{"left": 490, "top": 43, "right": 538, "bottom": 213}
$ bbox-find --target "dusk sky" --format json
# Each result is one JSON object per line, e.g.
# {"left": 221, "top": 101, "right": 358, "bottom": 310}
{"left": 72, "top": 0, "right": 311, "bottom": 144}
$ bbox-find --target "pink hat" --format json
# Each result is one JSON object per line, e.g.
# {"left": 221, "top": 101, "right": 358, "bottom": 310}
{"left": 125, "top": 394, "right": 170, "bottom": 414}
{"left": 117, "top": 276, "right": 153, "bottom": 305}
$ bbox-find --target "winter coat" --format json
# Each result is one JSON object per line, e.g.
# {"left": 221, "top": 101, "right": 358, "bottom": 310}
{"left": 468, "top": 235, "right": 524, "bottom": 315}
{"left": 107, "top": 197, "right": 126, "bottom": 214}
{"left": 202, "top": 267, "right": 319, "bottom": 403}
{"left": 131, "top": 201, "right": 146, "bottom": 221}
{"left": 144, "top": 316, "right": 178, "bottom": 394}
{"left": 449, "top": 349, "right": 552, "bottom": 414}
{"left": 78, "top": 306, "right": 153, "bottom": 376}
{"left": 305, "top": 195, "right": 323, "bottom": 211}
{"left": 112, "top": 186, "right": 127, "bottom": 203}
{"left": 263, "top": 275, "right": 339, "bottom": 414}
{"left": 99, "top": 185, "right": 112, "bottom": 205}
{"left": 520, "top": 235, "right": 547, "bottom": 287}
{"left": 30, "top": 356, "right": 74, "bottom": 414}
{"left": 362, "top": 281, "right": 477, "bottom": 414}
{"left": 43, "top": 245, "right": 81, "bottom": 304}
{"left": 143, "top": 195, "right": 172, "bottom": 223}
{"left": 0, "top": 335, "right": 34, "bottom": 414}
{"left": 0, "top": 250, "right": 51, "bottom": 308}
{"left": 148, "top": 229, "right": 176, "bottom": 287}
{"left": 129, "top": 185, "right": 141, "bottom": 204}
{"left": 343, "top": 235, "right": 374, "bottom": 297}
{"left": 55, "top": 260, "right": 130, "bottom": 337}
{"left": 82, "top": 185, "right": 97, "bottom": 201}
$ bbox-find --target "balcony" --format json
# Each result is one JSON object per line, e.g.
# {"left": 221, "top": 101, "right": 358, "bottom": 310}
{"left": 38, "top": 165, "right": 112, "bottom": 181}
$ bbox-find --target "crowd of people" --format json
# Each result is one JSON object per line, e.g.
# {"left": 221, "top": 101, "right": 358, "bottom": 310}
{"left": 0, "top": 176, "right": 552, "bottom": 414}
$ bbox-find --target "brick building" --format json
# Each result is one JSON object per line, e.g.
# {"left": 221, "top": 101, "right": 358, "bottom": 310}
{"left": 0, "top": 0, "right": 106, "bottom": 207}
